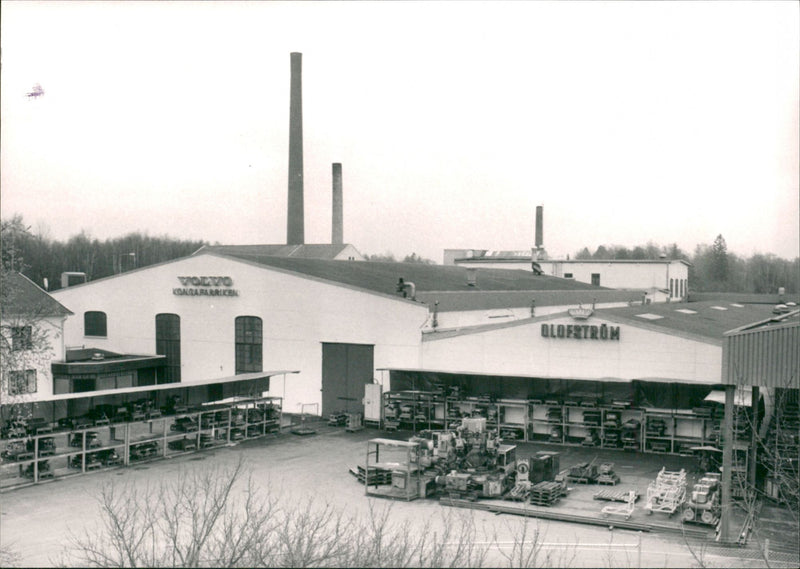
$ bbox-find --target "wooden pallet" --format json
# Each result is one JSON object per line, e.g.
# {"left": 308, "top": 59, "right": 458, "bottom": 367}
{"left": 597, "top": 473, "right": 620, "bottom": 485}
{"left": 593, "top": 488, "right": 640, "bottom": 502}
{"left": 529, "top": 481, "right": 562, "bottom": 506}
{"left": 350, "top": 465, "right": 393, "bottom": 485}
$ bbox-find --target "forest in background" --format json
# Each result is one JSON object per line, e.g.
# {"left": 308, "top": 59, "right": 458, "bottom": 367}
{"left": 2, "top": 214, "right": 798, "bottom": 294}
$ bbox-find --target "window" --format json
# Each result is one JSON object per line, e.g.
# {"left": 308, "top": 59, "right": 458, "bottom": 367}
{"left": 8, "top": 369, "right": 37, "bottom": 395}
{"left": 670, "top": 278, "right": 675, "bottom": 297}
{"left": 84, "top": 311, "right": 107, "bottom": 337}
{"left": 156, "top": 314, "right": 181, "bottom": 383}
{"left": 563, "top": 273, "right": 573, "bottom": 279}
{"left": 235, "top": 316, "right": 262, "bottom": 373}
{"left": 11, "top": 326, "right": 32, "bottom": 351}
{"left": 591, "top": 273, "right": 601, "bottom": 286}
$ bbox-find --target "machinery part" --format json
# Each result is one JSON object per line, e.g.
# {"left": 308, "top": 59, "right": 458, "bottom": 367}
{"left": 682, "top": 507, "right": 696, "bottom": 522}
{"left": 701, "top": 510, "right": 717, "bottom": 525}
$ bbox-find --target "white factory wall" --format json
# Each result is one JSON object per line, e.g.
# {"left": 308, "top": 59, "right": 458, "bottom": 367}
{"left": 538, "top": 261, "right": 688, "bottom": 294}
{"left": 51, "top": 253, "right": 428, "bottom": 411}
{"left": 421, "top": 314, "right": 721, "bottom": 384}
{"left": 455, "top": 259, "right": 689, "bottom": 300}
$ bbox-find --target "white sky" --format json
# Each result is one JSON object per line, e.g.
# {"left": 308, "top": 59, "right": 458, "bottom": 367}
{"left": 2, "top": 0, "right": 798, "bottom": 262}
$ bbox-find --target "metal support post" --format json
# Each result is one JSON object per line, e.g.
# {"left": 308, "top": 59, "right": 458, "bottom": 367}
{"left": 720, "top": 384, "right": 735, "bottom": 543}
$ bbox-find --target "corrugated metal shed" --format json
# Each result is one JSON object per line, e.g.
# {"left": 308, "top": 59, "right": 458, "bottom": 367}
{"left": 722, "top": 311, "right": 800, "bottom": 388}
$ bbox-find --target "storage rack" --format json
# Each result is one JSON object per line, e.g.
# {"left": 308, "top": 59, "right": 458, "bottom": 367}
{"left": 0, "top": 396, "right": 282, "bottom": 491}
{"left": 382, "top": 391, "right": 445, "bottom": 432}
{"left": 379, "top": 394, "right": 738, "bottom": 458}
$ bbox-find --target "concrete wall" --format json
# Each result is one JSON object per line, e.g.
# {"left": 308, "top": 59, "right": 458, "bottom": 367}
{"left": 332, "top": 244, "right": 365, "bottom": 261}
{"left": 51, "top": 253, "right": 427, "bottom": 411}
{"left": 421, "top": 314, "right": 721, "bottom": 384}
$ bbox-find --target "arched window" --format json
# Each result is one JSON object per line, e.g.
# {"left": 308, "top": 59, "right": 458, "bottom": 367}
{"left": 84, "top": 311, "right": 107, "bottom": 337}
{"left": 235, "top": 316, "right": 262, "bottom": 373}
{"left": 156, "top": 314, "right": 181, "bottom": 383}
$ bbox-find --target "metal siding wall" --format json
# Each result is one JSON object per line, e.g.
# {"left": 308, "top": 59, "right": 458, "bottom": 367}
{"left": 723, "top": 323, "right": 800, "bottom": 388}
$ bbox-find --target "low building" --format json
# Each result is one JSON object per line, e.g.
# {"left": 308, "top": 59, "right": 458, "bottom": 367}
{"left": 1, "top": 272, "right": 72, "bottom": 411}
{"left": 452, "top": 250, "right": 690, "bottom": 303}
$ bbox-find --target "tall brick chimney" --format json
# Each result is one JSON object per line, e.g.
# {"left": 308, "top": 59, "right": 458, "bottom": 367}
{"left": 332, "top": 163, "right": 343, "bottom": 245}
{"left": 287, "top": 52, "right": 304, "bottom": 244}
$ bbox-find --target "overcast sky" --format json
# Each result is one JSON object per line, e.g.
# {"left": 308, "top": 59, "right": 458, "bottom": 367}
{"left": 2, "top": 1, "right": 798, "bottom": 262}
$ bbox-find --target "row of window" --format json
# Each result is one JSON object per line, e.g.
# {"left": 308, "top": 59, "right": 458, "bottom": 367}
{"left": 84, "top": 312, "right": 263, "bottom": 377}
{"left": 670, "top": 278, "right": 688, "bottom": 298}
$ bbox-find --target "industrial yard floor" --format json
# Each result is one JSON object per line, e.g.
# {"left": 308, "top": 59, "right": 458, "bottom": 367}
{"left": 1, "top": 422, "right": 797, "bottom": 568}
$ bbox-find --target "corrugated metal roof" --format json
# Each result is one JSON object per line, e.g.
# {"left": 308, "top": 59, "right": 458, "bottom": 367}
{"left": 211, "top": 252, "right": 612, "bottom": 295}
{"left": 722, "top": 311, "right": 800, "bottom": 388}
{"left": 1, "top": 271, "right": 73, "bottom": 318}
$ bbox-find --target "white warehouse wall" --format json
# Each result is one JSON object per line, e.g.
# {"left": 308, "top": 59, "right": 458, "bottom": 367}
{"left": 51, "top": 253, "right": 428, "bottom": 411}
{"left": 421, "top": 314, "right": 721, "bottom": 384}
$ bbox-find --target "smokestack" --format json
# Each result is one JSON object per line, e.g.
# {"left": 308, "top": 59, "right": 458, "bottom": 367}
{"left": 535, "top": 205, "right": 543, "bottom": 249}
{"left": 332, "top": 163, "right": 343, "bottom": 245}
{"left": 287, "top": 52, "right": 304, "bottom": 244}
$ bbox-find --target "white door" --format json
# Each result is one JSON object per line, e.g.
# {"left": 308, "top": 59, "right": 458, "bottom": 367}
{"left": 363, "top": 383, "right": 382, "bottom": 423}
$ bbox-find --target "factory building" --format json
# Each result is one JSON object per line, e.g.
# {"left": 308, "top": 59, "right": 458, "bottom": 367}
{"left": 446, "top": 206, "right": 691, "bottom": 302}
{"left": 47, "top": 251, "right": 638, "bottom": 415}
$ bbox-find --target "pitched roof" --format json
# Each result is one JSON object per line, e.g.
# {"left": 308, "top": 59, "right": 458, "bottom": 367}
{"left": 196, "top": 244, "right": 356, "bottom": 260}
{"left": 207, "top": 251, "right": 612, "bottom": 296}
{"left": 1, "top": 271, "right": 73, "bottom": 318}
{"left": 688, "top": 291, "right": 800, "bottom": 304}
{"left": 415, "top": 289, "right": 640, "bottom": 311}
{"left": 595, "top": 300, "right": 780, "bottom": 342}
{"left": 424, "top": 299, "right": 781, "bottom": 344}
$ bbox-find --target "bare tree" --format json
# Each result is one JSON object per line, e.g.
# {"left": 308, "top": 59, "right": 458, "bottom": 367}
{"left": 61, "top": 456, "right": 495, "bottom": 568}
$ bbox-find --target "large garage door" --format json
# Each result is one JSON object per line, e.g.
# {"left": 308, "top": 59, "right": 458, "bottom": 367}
{"left": 321, "top": 343, "right": 374, "bottom": 415}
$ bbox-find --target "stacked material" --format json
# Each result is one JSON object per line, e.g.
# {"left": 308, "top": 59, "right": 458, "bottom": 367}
{"left": 645, "top": 467, "right": 687, "bottom": 516}
{"left": 351, "top": 464, "right": 393, "bottom": 485}
{"left": 596, "top": 462, "right": 621, "bottom": 485}
{"left": 529, "top": 481, "right": 562, "bottom": 506}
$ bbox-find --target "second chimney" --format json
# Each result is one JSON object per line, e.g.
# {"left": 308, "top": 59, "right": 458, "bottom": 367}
{"left": 332, "top": 163, "right": 343, "bottom": 245}
{"left": 287, "top": 52, "right": 304, "bottom": 245}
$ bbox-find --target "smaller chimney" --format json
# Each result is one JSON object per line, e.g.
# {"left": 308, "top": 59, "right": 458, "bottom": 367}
{"left": 332, "top": 163, "right": 343, "bottom": 245}
{"left": 535, "top": 205, "right": 544, "bottom": 249}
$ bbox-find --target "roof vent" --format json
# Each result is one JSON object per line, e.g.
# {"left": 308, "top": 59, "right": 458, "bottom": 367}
{"left": 91, "top": 352, "right": 104, "bottom": 361}
{"left": 466, "top": 268, "right": 477, "bottom": 287}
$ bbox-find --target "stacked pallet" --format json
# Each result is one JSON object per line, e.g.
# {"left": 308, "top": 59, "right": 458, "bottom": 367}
{"left": 529, "top": 481, "right": 562, "bottom": 506}
{"left": 350, "top": 465, "right": 393, "bottom": 485}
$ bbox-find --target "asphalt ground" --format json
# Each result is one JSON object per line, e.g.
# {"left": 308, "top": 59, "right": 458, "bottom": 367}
{"left": 1, "top": 421, "right": 797, "bottom": 568}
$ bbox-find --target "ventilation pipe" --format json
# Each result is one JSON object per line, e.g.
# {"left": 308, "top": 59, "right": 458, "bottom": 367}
{"left": 466, "top": 268, "right": 477, "bottom": 287}
{"left": 396, "top": 277, "right": 416, "bottom": 300}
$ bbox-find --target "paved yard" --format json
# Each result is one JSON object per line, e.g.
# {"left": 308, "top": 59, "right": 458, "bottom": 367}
{"left": 1, "top": 423, "right": 796, "bottom": 567}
